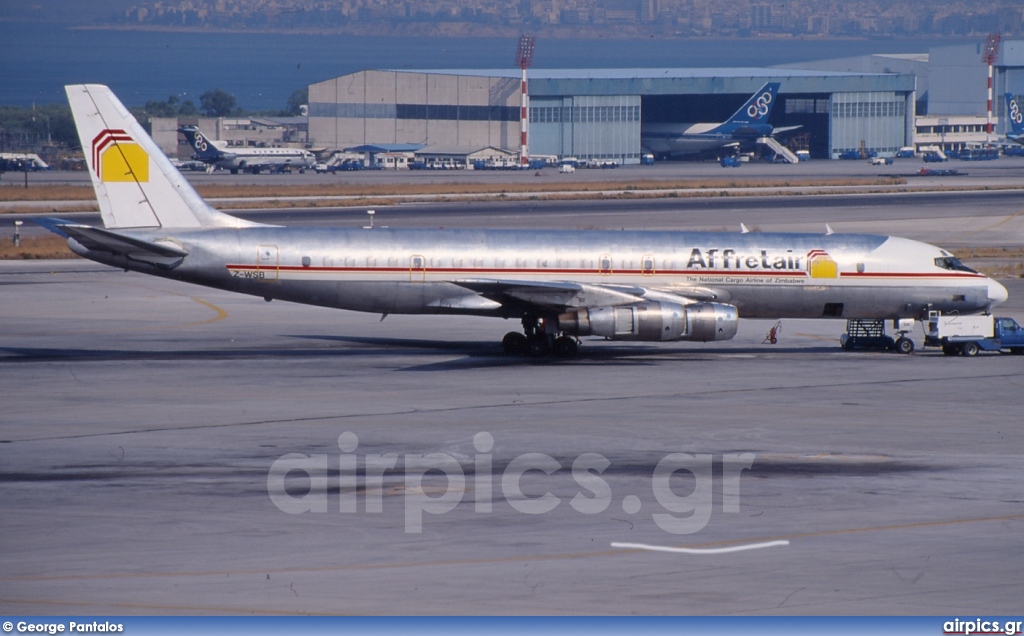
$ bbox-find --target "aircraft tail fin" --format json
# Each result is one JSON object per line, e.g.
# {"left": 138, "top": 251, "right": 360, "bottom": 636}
{"left": 177, "top": 125, "right": 225, "bottom": 162}
{"left": 65, "top": 84, "right": 256, "bottom": 229}
{"left": 1005, "top": 93, "right": 1024, "bottom": 135}
{"left": 722, "top": 82, "right": 780, "bottom": 128}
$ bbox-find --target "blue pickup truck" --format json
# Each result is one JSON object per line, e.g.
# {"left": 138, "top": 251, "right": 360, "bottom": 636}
{"left": 924, "top": 314, "right": 1024, "bottom": 356}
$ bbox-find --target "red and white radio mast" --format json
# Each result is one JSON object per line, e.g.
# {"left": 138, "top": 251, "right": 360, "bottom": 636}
{"left": 515, "top": 34, "right": 535, "bottom": 166}
{"left": 982, "top": 33, "right": 1001, "bottom": 143}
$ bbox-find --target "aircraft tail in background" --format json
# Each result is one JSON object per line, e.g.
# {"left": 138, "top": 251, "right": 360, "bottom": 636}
{"left": 1006, "top": 93, "right": 1024, "bottom": 142}
{"left": 178, "top": 125, "right": 227, "bottom": 163}
{"left": 718, "top": 82, "right": 780, "bottom": 130}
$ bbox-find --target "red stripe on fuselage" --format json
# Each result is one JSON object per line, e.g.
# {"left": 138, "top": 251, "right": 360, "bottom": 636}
{"left": 225, "top": 265, "right": 986, "bottom": 280}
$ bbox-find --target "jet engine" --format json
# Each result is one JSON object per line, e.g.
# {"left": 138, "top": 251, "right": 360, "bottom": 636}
{"left": 558, "top": 302, "right": 738, "bottom": 342}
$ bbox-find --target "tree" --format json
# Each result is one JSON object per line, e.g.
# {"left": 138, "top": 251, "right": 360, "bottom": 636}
{"left": 131, "top": 96, "right": 200, "bottom": 134}
{"left": 285, "top": 88, "right": 308, "bottom": 116}
{"left": 143, "top": 95, "right": 183, "bottom": 118}
{"left": 200, "top": 89, "right": 237, "bottom": 117}
{"left": 0, "top": 104, "right": 76, "bottom": 150}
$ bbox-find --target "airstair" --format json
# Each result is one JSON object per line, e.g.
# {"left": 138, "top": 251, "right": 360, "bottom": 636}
{"left": 757, "top": 136, "right": 799, "bottom": 163}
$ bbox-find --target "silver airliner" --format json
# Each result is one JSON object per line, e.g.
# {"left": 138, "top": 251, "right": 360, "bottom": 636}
{"left": 43, "top": 84, "right": 1007, "bottom": 357}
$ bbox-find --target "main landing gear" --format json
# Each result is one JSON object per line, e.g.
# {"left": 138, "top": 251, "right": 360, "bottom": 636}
{"left": 502, "top": 314, "right": 579, "bottom": 358}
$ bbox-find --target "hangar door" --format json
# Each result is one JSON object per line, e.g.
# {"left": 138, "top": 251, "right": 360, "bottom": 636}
{"left": 829, "top": 92, "right": 908, "bottom": 158}
{"left": 530, "top": 95, "right": 641, "bottom": 164}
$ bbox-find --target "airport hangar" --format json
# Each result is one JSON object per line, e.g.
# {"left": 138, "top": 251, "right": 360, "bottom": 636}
{"left": 307, "top": 68, "right": 916, "bottom": 163}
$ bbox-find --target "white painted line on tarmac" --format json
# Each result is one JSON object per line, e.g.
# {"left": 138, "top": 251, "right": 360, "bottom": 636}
{"left": 611, "top": 540, "right": 789, "bottom": 555}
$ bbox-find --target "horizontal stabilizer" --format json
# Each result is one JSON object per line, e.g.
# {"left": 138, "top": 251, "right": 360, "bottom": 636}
{"left": 35, "top": 218, "right": 188, "bottom": 268}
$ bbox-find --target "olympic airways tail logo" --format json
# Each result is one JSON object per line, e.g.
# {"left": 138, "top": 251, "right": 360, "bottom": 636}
{"left": 191, "top": 130, "right": 210, "bottom": 153}
{"left": 746, "top": 91, "right": 774, "bottom": 120}
{"left": 1009, "top": 97, "right": 1023, "bottom": 126}
{"left": 91, "top": 129, "right": 149, "bottom": 183}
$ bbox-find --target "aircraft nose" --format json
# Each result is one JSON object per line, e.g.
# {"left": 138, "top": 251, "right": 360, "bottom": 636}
{"left": 988, "top": 279, "right": 1009, "bottom": 307}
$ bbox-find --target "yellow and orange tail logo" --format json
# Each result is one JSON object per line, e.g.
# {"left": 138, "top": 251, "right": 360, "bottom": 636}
{"left": 806, "top": 249, "right": 838, "bottom": 278}
{"left": 92, "top": 129, "right": 149, "bottom": 183}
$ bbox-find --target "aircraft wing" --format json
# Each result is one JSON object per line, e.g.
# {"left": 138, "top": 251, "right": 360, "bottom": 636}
{"left": 452, "top": 278, "right": 727, "bottom": 310}
{"left": 772, "top": 125, "right": 803, "bottom": 135}
{"left": 35, "top": 219, "right": 188, "bottom": 268}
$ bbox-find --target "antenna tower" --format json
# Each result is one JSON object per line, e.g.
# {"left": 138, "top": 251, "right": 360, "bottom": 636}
{"left": 982, "top": 33, "right": 1001, "bottom": 143}
{"left": 516, "top": 35, "right": 536, "bottom": 166}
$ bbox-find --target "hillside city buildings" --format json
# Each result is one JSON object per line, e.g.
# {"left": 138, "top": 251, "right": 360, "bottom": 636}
{"left": 118, "top": 0, "right": 1023, "bottom": 37}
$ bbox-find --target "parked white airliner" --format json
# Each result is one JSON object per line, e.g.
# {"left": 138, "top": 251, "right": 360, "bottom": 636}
{"left": 42, "top": 84, "right": 1007, "bottom": 357}
{"left": 178, "top": 125, "right": 314, "bottom": 174}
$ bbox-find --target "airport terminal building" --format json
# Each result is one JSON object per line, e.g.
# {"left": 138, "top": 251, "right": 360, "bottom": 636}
{"left": 308, "top": 68, "right": 917, "bottom": 163}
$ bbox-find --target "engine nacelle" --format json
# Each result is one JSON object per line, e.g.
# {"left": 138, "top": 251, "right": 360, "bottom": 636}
{"left": 684, "top": 301, "right": 739, "bottom": 342}
{"left": 558, "top": 302, "right": 738, "bottom": 342}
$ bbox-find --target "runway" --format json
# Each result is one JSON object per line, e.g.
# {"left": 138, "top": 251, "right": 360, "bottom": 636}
{"left": 9, "top": 188, "right": 1024, "bottom": 249}
{"left": 1, "top": 192, "right": 1023, "bottom": 615}
{"left": 12, "top": 154, "right": 1024, "bottom": 188}
{"left": 236, "top": 189, "right": 1024, "bottom": 248}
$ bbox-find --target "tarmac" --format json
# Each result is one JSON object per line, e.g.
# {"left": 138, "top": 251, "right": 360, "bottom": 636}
{"left": 1, "top": 191, "right": 1023, "bottom": 615}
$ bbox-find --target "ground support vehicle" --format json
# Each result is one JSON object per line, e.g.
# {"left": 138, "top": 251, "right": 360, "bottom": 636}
{"left": 924, "top": 312, "right": 1024, "bottom": 356}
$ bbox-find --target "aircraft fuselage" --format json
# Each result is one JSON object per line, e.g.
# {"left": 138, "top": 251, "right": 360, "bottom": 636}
{"left": 641, "top": 122, "right": 775, "bottom": 156}
{"left": 69, "top": 227, "right": 1003, "bottom": 322}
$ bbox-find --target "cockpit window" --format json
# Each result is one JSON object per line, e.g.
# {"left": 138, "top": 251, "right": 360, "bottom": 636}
{"left": 934, "top": 256, "right": 977, "bottom": 273}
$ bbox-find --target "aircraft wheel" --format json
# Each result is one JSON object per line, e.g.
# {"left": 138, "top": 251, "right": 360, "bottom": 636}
{"left": 552, "top": 336, "right": 579, "bottom": 358}
{"left": 894, "top": 337, "right": 914, "bottom": 355}
{"left": 526, "top": 334, "right": 551, "bottom": 358}
{"left": 962, "top": 341, "right": 980, "bottom": 357}
{"left": 501, "top": 332, "right": 528, "bottom": 356}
